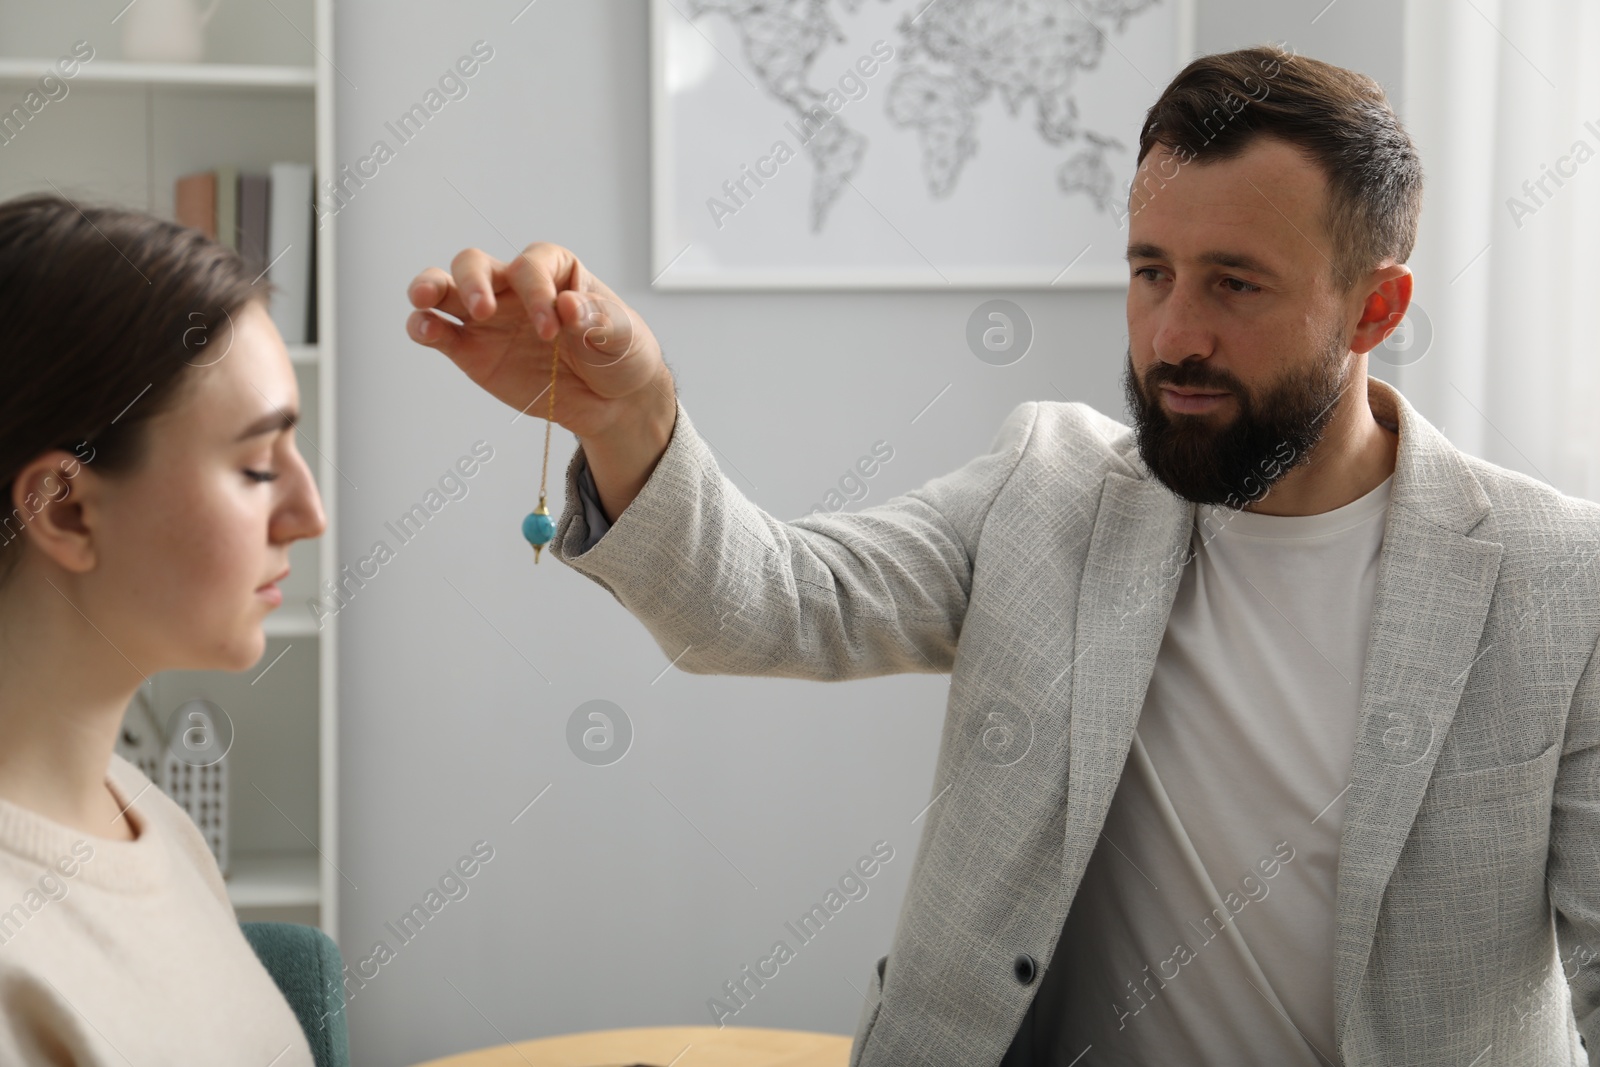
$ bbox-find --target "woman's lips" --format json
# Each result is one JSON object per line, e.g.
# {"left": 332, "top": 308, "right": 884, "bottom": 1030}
{"left": 257, "top": 569, "right": 288, "bottom": 605}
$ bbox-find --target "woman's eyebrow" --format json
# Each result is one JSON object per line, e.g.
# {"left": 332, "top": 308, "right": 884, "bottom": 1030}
{"left": 235, "top": 408, "right": 299, "bottom": 442}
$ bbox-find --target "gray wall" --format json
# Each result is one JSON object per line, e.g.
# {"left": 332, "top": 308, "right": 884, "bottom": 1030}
{"left": 331, "top": 2, "right": 1403, "bottom": 1063}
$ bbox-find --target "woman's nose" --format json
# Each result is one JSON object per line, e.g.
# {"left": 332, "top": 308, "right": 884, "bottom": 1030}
{"left": 276, "top": 448, "right": 328, "bottom": 543}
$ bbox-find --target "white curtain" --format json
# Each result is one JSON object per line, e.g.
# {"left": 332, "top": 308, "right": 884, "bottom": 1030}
{"left": 1401, "top": 0, "right": 1600, "bottom": 503}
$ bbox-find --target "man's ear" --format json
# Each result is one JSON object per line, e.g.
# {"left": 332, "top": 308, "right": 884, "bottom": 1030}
{"left": 1348, "top": 264, "right": 1413, "bottom": 356}
{"left": 9, "top": 450, "right": 102, "bottom": 575}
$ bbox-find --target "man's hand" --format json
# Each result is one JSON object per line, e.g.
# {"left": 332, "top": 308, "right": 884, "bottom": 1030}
{"left": 405, "top": 242, "right": 670, "bottom": 441}
{"left": 406, "top": 242, "right": 678, "bottom": 525}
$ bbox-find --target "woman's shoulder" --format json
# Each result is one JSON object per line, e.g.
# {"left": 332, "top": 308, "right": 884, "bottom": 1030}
{"left": 106, "top": 755, "right": 231, "bottom": 909}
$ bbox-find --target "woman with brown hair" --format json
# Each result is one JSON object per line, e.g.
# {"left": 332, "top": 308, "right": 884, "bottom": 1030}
{"left": 0, "top": 193, "right": 326, "bottom": 1064}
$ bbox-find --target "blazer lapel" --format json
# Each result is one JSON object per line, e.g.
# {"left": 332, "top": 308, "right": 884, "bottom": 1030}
{"left": 1061, "top": 468, "right": 1192, "bottom": 890}
{"left": 1332, "top": 378, "right": 1502, "bottom": 1045}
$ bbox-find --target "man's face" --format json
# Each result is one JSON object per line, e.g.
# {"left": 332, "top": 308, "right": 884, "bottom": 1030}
{"left": 1123, "top": 135, "right": 1357, "bottom": 507}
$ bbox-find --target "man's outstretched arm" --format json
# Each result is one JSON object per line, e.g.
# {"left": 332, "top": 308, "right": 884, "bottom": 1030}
{"left": 550, "top": 386, "right": 1037, "bottom": 682}
{"left": 406, "top": 239, "right": 1037, "bottom": 683}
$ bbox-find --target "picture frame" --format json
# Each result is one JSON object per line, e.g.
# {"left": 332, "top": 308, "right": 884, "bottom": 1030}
{"left": 650, "top": 0, "right": 1197, "bottom": 290}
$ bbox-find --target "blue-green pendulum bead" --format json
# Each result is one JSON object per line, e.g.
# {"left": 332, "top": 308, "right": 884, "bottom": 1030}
{"left": 523, "top": 495, "right": 555, "bottom": 563}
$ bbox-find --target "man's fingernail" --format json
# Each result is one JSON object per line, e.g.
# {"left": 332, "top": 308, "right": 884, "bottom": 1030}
{"left": 534, "top": 311, "right": 548, "bottom": 336}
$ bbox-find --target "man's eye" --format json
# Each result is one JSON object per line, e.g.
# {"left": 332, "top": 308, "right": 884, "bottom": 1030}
{"left": 1132, "top": 266, "right": 1161, "bottom": 282}
{"left": 244, "top": 469, "right": 278, "bottom": 483}
{"left": 1222, "top": 277, "right": 1261, "bottom": 293}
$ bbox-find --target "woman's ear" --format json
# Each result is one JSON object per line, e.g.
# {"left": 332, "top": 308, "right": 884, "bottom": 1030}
{"left": 10, "top": 450, "right": 101, "bottom": 575}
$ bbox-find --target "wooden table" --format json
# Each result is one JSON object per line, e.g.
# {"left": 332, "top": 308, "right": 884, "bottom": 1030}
{"left": 408, "top": 1025, "right": 853, "bottom": 1067}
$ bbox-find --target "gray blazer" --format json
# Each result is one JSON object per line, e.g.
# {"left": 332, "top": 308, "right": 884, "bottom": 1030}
{"left": 549, "top": 376, "right": 1600, "bottom": 1066}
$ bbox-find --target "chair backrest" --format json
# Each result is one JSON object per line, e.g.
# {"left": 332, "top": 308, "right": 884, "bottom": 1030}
{"left": 240, "top": 920, "right": 350, "bottom": 1067}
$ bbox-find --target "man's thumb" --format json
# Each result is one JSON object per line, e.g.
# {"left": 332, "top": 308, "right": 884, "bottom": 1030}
{"left": 564, "top": 292, "right": 637, "bottom": 370}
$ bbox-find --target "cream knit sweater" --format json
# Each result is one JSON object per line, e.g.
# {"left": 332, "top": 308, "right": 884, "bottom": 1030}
{"left": 0, "top": 753, "right": 315, "bottom": 1065}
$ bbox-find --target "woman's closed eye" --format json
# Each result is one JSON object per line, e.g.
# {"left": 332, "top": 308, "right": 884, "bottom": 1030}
{"left": 244, "top": 469, "right": 278, "bottom": 483}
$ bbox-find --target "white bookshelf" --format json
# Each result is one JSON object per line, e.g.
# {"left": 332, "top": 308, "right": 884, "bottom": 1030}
{"left": 0, "top": 57, "right": 315, "bottom": 89}
{"left": 227, "top": 851, "right": 322, "bottom": 909}
{"left": 262, "top": 603, "right": 324, "bottom": 640}
{"left": 0, "top": 0, "right": 340, "bottom": 938}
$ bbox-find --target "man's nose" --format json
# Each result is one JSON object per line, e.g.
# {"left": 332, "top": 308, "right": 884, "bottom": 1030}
{"left": 1150, "top": 285, "right": 1216, "bottom": 364}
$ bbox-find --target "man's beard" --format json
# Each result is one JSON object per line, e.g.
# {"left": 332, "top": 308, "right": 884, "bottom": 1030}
{"left": 1121, "top": 332, "right": 1350, "bottom": 508}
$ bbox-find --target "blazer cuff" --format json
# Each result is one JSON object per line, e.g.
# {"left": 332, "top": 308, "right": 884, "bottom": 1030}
{"left": 549, "top": 397, "right": 714, "bottom": 604}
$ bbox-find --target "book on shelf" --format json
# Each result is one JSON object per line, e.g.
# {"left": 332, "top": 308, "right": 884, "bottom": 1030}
{"left": 174, "top": 171, "right": 216, "bottom": 238}
{"left": 215, "top": 165, "right": 239, "bottom": 251}
{"left": 239, "top": 174, "right": 270, "bottom": 274}
{"left": 174, "top": 164, "right": 317, "bottom": 346}
{"left": 267, "top": 162, "right": 314, "bottom": 347}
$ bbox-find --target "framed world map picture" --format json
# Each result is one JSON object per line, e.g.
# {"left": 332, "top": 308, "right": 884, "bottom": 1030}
{"left": 651, "top": 0, "right": 1196, "bottom": 289}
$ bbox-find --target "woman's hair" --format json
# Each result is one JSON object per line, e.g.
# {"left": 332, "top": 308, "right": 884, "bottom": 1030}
{"left": 0, "top": 193, "right": 269, "bottom": 588}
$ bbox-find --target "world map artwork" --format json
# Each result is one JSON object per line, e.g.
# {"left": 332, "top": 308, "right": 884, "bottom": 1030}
{"left": 656, "top": 0, "right": 1187, "bottom": 287}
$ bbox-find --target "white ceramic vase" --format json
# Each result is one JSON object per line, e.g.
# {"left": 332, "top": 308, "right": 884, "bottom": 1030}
{"left": 121, "top": 0, "right": 222, "bottom": 64}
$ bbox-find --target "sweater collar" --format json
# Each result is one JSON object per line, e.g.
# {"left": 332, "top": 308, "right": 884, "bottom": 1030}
{"left": 0, "top": 755, "right": 171, "bottom": 894}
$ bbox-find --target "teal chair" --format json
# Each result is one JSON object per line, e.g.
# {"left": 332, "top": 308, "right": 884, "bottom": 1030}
{"left": 240, "top": 921, "right": 351, "bottom": 1067}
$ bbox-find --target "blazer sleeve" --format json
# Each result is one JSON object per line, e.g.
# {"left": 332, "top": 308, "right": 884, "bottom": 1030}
{"left": 1551, "top": 628, "right": 1600, "bottom": 1063}
{"left": 548, "top": 397, "right": 1038, "bottom": 681}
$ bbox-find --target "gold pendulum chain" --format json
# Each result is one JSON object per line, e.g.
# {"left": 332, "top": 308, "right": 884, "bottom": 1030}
{"left": 521, "top": 330, "right": 560, "bottom": 563}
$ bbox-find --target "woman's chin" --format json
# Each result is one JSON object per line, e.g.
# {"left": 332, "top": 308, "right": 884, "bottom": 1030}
{"left": 199, "top": 623, "right": 269, "bottom": 674}
{"left": 162, "top": 638, "right": 263, "bottom": 675}
{"left": 235, "top": 629, "right": 270, "bottom": 672}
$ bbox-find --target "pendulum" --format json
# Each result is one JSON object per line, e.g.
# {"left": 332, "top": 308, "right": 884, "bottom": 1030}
{"left": 521, "top": 331, "right": 560, "bottom": 563}
{"left": 520, "top": 332, "right": 560, "bottom": 563}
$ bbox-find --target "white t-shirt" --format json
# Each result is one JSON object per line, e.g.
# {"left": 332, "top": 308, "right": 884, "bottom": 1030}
{"left": 1041, "top": 472, "right": 1393, "bottom": 1066}
{"left": 0, "top": 755, "right": 316, "bottom": 1066}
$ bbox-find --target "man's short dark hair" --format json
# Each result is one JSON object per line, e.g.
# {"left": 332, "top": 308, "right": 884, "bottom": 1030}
{"left": 1134, "top": 45, "right": 1424, "bottom": 291}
